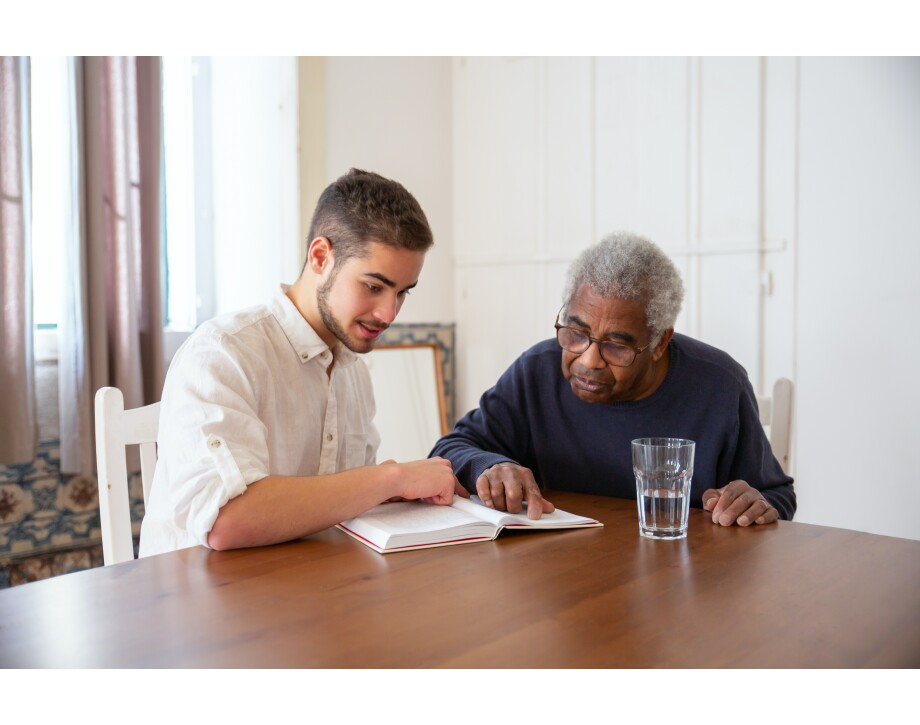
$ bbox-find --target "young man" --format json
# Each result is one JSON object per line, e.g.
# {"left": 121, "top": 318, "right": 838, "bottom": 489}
{"left": 139, "top": 169, "right": 464, "bottom": 557}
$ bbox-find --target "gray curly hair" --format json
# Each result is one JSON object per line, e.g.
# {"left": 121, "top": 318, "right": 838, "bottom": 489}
{"left": 563, "top": 231, "right": 684, "bottom": 344}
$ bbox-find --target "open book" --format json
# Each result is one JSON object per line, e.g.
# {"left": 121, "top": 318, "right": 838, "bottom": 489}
{"left": 337, "top": 495, "right": 603, "bottom": 553}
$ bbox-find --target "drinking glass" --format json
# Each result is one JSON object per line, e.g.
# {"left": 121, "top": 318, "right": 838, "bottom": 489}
{"left": 631, "top": 438, "right": 695, "bottom": 540}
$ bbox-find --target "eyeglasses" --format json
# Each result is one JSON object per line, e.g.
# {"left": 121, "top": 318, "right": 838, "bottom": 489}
{"left": 554, "top": 310, "right": 651, "bottom": 368}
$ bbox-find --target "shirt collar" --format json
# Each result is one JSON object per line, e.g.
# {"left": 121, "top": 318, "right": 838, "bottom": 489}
{"left": 272, "top": 285, "right": 358, "bottom": 368}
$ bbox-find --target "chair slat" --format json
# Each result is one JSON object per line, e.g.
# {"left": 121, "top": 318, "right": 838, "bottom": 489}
{"left": 94, "top": 387, "right": 160, "bottom": 565}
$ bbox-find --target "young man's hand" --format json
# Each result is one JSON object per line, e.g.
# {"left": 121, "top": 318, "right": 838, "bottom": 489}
{"left": 379, "top": 457, "right": 468, "bottom": 505}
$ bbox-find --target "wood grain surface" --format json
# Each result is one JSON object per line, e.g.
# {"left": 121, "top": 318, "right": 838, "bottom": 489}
{"left": 2, "top": 492, "right": 918, "bottom": 667}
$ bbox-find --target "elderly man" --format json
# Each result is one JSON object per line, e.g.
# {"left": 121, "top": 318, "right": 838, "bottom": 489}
{"left": 431, "top": 231, "right": 795, "bottom": 526}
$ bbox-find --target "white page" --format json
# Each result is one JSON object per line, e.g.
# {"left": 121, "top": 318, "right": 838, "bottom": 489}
{"left": 452, "top": 495, "right": 599, "bottom": 528}
{"left": 354, "top": 500, "right": 483, "bottom": 535}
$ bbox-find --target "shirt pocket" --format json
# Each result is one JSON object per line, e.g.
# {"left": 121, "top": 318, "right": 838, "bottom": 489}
{"left": 344, "top": 432, "right": 371, "bottom": 470}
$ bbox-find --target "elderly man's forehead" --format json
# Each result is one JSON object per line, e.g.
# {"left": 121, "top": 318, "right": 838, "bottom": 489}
{"left": 566, "top": 286, "right": 646, "bottom": 318}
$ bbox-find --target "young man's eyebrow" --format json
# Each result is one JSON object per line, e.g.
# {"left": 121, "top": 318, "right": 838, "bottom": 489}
{"left": 365, "top": 272, "right": 396, "bottom": 288}
{"left": 566, "top": 313, "right": 637, "bottom": 344}
{"left": 365, "top": 272, "right": 418, "bottom": 292}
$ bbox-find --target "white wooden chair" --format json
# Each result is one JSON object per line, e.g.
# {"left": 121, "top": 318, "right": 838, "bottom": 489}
{"left": 756, "top": 377, "right": 794, "bottom": 475}
{"left": 94, "top": 386, "right": 160, "bottom": 565}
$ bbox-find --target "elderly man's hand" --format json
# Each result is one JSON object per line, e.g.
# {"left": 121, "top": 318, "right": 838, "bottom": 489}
{"left": 476, "top": 462, "right": 555, "bottom": 520}
{"left": 702, "top": 480, "right": 778, "bottom": 527}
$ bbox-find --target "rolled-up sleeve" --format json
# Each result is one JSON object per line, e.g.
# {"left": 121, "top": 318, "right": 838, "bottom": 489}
{"left": 141, "top": 333, "right": 273, "bottom": 553}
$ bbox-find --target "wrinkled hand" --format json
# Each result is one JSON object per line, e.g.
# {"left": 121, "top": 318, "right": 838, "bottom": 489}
{"left": 702, "top": 480, "right": 778, "bottom": 527}
{"left": 381, "top": 458, "right": 469, "bottom": 505}
{"left": 476, "top": 462, "right": 555, "bottom": 520}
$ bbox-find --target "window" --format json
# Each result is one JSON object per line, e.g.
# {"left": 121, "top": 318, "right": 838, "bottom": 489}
{"left": 29, "top": 56, "right": 74, "bottom": 361}
{"left": 29, "top": 56, "right": 300, "bottom": 366}
{"left": 29, "top": 56, "right": 207, "bottom": 364}
{"left": 162, "top": 56, "right": 215, "bottom": 334}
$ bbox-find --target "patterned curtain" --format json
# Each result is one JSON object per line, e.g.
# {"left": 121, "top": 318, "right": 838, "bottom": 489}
{"left": 58, "top": 56, "right": 165, "bottom": 475}
{"left": 0, "top": 57, "right": 37, "bottom": 465}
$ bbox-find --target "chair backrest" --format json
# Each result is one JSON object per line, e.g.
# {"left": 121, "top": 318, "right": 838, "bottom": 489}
{"left": 94, "top": 386, "right": 160, "bottom": 565}
{"left": 756, "top": 377, "right": 794, "bottom": 475}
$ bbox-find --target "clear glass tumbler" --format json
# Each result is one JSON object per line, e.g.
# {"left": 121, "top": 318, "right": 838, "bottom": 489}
{"left": 632, "top": 437, "right": 696, "bottom": 540}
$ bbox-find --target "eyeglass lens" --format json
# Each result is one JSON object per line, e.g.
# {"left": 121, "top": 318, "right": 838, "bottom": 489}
{"left": 556, "top": 327, "right": 636, "bottom": 366}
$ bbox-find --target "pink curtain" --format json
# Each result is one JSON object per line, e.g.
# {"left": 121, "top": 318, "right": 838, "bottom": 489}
{"left": 0, "top": 57, "right": 38, "bottom": 465}
{"left": 58, "top": 56, "right": 164, "bottom": 475}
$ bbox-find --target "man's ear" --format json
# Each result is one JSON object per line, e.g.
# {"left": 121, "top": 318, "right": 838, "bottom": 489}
{"left": 651, "top": 328, "right": 674, "bottom": 362}
{"left": 306, "top": 237, "right": 334, "bottom": 276}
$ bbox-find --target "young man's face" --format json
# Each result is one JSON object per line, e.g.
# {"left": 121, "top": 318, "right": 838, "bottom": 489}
{"left": 316, "top": 241, "right": 425, "bottom": 353}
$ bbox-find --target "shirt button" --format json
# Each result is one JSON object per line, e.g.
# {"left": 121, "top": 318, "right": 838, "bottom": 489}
{"left": 301, "top": 353, "right": 308, "bottom": 360}
{"left": 326, "top": 433, "right": 333, "bottom": 442}
{"left": 209, "top": 439, "right": 222, "bottom": 449}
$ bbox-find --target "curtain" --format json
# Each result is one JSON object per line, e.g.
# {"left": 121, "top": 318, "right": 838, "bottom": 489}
{"left": 58, "top": 56, "right": 164, "bottom": 475}
{"left": 0, "top": 57, "right": 37, "bottom": 465}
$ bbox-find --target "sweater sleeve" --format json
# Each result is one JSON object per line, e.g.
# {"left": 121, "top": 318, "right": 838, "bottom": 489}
{"left": 429, "top": 355, "right": 534, "bottom": 493}
{"left": 731, "top": 376, "right": 797, "bottom": 520}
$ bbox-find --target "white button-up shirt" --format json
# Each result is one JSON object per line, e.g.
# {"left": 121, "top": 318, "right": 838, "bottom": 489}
{"left": 139, "top": 287, "right": 380, "bottom": 557}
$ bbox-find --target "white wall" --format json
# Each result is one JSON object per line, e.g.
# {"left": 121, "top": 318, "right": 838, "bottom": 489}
{"left": 795, "top": 57, "right": 920, "bottom": 539}
{"left": 324, "top": 57, "right": 454, "bottom": 323}
{"left": 210, "top": 56, "right": 300, "bottom": 315}
{"left": 448, "top": 56, "right": 920, "bottom": 540}
{"left": 451, "top": 57, "right": 796, "bottom": 417}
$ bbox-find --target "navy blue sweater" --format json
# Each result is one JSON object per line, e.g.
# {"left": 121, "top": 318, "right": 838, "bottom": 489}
{"left": 430, "top": 334, "right": 796, "bottom": 520}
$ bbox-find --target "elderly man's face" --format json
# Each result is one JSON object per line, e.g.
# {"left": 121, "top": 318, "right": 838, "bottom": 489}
{"left": 559, "top": 285, "right": 672, "bottom": 404}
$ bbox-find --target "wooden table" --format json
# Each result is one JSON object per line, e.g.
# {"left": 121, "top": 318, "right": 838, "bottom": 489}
{"left": 2, "top": 492, "right": 919, "bottom": 667}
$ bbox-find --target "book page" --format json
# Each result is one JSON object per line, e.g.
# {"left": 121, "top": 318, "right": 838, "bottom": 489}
{"left": 451, "top": 495, "right": 600, "bottom": 529}
{"left": 356, "top": 500, "right": 483, "bottom": 535}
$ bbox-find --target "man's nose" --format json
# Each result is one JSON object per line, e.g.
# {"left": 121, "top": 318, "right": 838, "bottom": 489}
{"left": 374, "top": 294, "right": 399, "bottom": 325}
{"left": 577, "top": 341, "right": 607, "bottom": 369}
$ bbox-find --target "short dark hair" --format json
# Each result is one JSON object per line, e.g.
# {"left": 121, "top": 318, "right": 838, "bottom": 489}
{"left": 306, "top": 168, "right": 433, "bottom": 270}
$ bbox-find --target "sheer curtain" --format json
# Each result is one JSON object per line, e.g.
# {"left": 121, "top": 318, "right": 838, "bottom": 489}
{"left": 0, "top": 57, "right": 37, "bottom": 465}
{"left": 58, "top": 56, "right": 165, "bottom": 475}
